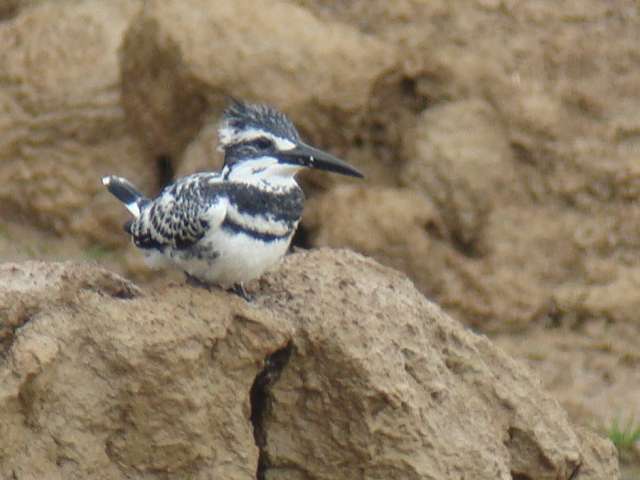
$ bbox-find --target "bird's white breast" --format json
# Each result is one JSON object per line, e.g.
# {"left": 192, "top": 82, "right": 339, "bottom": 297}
{"left": 166, "top": 227, "right": 294, "bottom": 287}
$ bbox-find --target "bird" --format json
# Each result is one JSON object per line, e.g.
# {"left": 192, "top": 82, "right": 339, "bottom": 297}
{"left": 102, "top": 99, "right": 363, "bottom": 298}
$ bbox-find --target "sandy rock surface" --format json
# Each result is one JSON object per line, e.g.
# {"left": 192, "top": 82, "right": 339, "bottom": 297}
{"left": 1, "top": 0, "right": 639, "bottom": 468}
{"left": 0, "top": 251, "right": 618, "bottom": 479}
{"left": 299, "top": 0, "right": 640, "bottom": 333}
{"left": 0, "top": 0, "right": 152, "bottom": 246}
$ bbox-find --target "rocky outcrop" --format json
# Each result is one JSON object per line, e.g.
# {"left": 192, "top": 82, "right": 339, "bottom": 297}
{"left": 0, "top": 251, "right": 618, "bottom": 479}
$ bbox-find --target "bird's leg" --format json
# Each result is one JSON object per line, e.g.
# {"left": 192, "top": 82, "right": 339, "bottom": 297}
{"left": 184, "top": 272, "right": 213, "bottom": 291}
{"left": 229, "top": 283, "right": 252, "bottom": 302}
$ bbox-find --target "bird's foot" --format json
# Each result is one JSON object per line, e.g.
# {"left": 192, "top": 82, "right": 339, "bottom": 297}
{"left": 184, "top": 274, "right": 252, "bottom": 301}
{"left": 228, "top": 283, "right": 253, "bottom": 302}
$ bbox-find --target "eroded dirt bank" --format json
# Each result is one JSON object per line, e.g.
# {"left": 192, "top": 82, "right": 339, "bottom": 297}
{"left": 1, "top": 0, "right": 639, "bottom": 472}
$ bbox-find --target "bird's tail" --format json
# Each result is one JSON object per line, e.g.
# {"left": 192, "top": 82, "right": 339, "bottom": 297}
{"left": 101, "top": 175, "right": 148, "bottom": 218}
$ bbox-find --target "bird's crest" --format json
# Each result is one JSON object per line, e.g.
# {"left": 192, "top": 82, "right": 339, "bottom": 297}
{"left": 218, "top": 98, "right": 300, "bottom": 151}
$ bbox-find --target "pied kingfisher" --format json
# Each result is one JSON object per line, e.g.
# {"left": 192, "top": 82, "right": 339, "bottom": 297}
{"left": 102, "top": 99, "right": 363, "bottom": 297}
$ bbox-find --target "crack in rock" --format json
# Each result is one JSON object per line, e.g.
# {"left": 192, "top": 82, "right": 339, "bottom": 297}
{"left": 250, "top": 342, "right": 293, "bottom": 480}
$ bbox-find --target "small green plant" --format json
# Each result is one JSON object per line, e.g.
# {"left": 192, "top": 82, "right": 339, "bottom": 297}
{"left": 21, "top": 244, "right": 40, "bottom": 258}
{"left": 83, "top": 245, "right": 112, "bottom": 260}
{"left": 609, "top": 416, "right": 640, "bottom": 452}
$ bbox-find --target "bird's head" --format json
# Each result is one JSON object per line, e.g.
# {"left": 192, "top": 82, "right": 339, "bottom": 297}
{"left": 218, "top": 99, "right": 363, "bottom": 183}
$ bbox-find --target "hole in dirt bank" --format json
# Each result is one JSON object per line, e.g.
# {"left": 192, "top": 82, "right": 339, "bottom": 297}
{"left": 0, "top": 1, "right": 22, "bottom": 22}
{"left": 357, "top": 71, "right": 432, "bottom": 175}
{"left": 250, "top": 342, "right": 294, "bottom": 480}
{"left": 156, "top": 154, "right": 175, "bottom": 188}
{"left": 400, "top": 77, "right": 421, "bottom": 103}
{"left": 450, "top": 232, "right": 484, "bottom": 259}
{"left": 290, "top": 224, "right": 311, "bottom": 251}
{"left": 423, "top": 218, "right": 445, "bottom": 240}
{"left": 17, "top": 371, "right": 37, "bottom": 423}
{"left": 109, "top": 287, "right": 138, "bottom": 300}
{"left": 1, "top": 307, "right": 36, "bottom": 359}
{"left": 510, "top": 473, "right": 532, "bottom": 480}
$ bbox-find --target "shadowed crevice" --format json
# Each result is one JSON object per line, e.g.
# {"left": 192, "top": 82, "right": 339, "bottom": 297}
{"left": 156, "top": 154, "right": 175, "bottom": 189}
{"left": 78, "top": 273, "right": 143, "bottom": 300}
{"left": 0, "top": 306, "right": 36, "bottom": 359}
{"left": 290, "top": 223, "right": 311, "bottom": 250}
{"left": 249, "top": 342, "right": 293, "bottom": 480}
{"left": 511, "top": 473, "right": 532, "bottom": 480}
{"left": 569, "top": 462, "right": 582, "bottom": 480}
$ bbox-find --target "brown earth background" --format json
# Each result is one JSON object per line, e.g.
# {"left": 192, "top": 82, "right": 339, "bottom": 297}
{"left": 1, "top": 0, "right": 639, "bottom": 478}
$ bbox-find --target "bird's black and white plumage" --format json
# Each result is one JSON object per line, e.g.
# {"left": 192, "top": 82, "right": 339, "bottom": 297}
{"left": 102, "top": 99, "right": 363, "bottom": 289}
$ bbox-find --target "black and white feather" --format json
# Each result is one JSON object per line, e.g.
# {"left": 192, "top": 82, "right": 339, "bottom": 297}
{"left": 102, "top": 99, "right": 363, "bottom": 288}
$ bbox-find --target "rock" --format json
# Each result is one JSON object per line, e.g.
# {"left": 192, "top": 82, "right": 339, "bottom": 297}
{"left": 301, "top": 185, "right": 576, "bottom": 333}
{"left": 0, "top": 261, "right": 141, "bottom": 356}
{"left": 574, "top": 427, "right": 620, "bottom": 480}
{"left": 401, "top": 99, "right": 518, "bottom": 254}
{"left": 304, "top": 185, "right": 442, "bottom": 256}
{"left": 302, "top": 185, "right": 458, "bottom": 302}
{"left": 0, "top": 251, "right": 619, "bottom": 479}
{"left": 257, "top": 250, "right": 618, "bottom": 480}
{"left": 0, "top": 261, "right": 281, "bottom": 480}
{"left": 120, "top": 0, "right": 396, "bottom": 173}
{"left": 0, "top": 0, "right": 154, "bottom": 246}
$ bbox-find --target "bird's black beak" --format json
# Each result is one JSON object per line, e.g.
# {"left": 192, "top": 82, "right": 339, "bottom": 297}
{"left": 280, "top": 142, "right": 364, "bottom": 178}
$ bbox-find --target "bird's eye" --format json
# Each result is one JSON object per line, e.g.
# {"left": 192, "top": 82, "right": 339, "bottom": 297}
{"left": 254, "top": 138, "right": 273, "bottom": 150}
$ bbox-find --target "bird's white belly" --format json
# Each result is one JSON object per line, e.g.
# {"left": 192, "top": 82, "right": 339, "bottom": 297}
{"left": 151, "top": 228, "right": 293, "bottom": 287}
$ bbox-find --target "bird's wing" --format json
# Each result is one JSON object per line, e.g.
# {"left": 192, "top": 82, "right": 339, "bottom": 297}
{"left": 130, "top": 173, "right": 228, "bottom": 250}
